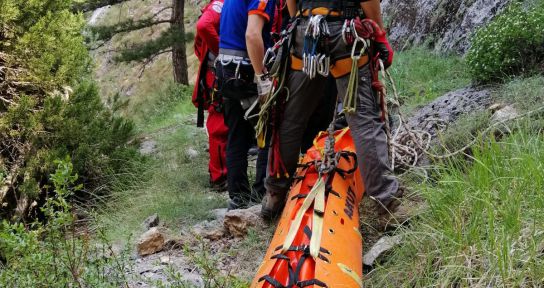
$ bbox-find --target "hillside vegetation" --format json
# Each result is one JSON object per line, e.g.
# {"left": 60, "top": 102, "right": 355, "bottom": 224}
{"left": 1, "top": 0, "right": 544, "bottom": 287}
{"left": 87, "top": 0, "right": 202, "bottom": 122}
{"left": 0, "top": 0, "right": 137, "bottom": 221}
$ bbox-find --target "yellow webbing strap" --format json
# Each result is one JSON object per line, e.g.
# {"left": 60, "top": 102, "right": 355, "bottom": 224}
{"left": 337, "top": 263, "right": 364, "bottom": 288}
{"left": 282, "top": 176, "right": 325, "bottom": 255}
{"left": 283, "top": 128, "right": 351, "bottom": 258}
{"left": 312, "top": 128, "right": 350, "bottom": 154}
{"left": 310, "top": 177, "right": 325, "bottom": 258}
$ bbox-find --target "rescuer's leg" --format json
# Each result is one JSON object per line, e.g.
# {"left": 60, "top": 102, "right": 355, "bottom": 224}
{"left": 336, "top": 64, "right": 401, "bottom": 213}
{"left": 262, "top": 71, "right": 327, "bottom": 220}
{"left": 223, "top": 97, "right": 254, "bottom": 210}
{"left": 206, "top": 106, "right": 228, "bottom": 188}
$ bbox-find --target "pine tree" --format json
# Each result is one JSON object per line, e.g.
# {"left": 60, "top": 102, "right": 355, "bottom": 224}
{"left": 84, "top": 0, "right": 190, "bottom": 85}
{"left": 1, "top": 0, "right": 136, "bottom": 220}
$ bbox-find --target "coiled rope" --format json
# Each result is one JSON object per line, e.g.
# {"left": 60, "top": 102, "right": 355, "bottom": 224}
{"left": 380, "top": 64, "right": 544, "bottom": 175}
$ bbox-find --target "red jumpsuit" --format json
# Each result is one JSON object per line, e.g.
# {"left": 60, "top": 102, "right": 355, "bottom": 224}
{"left": 192, "top": 0, "right": 228, "bottom": 185}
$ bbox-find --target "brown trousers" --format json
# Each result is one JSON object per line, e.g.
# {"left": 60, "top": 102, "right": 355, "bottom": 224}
{"left": 265, "top": 18, "right": 399, "bottom": 205}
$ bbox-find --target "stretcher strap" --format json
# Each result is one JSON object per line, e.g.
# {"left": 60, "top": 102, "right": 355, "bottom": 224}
{"left": 263, "top": 243, "right": 330, "bottom": 288}
{"left": 334, "top": 151, "right": 358, "bottom": 177}
{"left": 310, "top": 177, "right": 326, "bottom": 257}
{"left": 338, "top": 263, "right": 364, "bottom": 288}
{"left": 282, "top": 176, "right": 326, "bottom": 254}
{"left": 259, "top": 275, "right": 288, "bottom": 288}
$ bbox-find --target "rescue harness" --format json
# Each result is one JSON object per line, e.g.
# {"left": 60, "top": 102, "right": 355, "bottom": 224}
{"left": 257, "top": 4, "right": 391, "bottom": 178}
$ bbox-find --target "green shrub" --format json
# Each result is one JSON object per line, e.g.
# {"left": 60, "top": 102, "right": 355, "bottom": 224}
{"left": 0, "top": 0, "right": 140, "bottom": 220}
{"left": 0, "top": 159, "right": 131, "bottom": 287}
{"left": 467, "top": 2, "right": 544, "bottom": 82}
{"left": 0, "top": 81, "right": 138, "bottom": 219}
{"left": 15, "top": 9, "right": 90, "bottom": 85}
{"left": 1, "top": 0, "right": 89, "bottom": 87}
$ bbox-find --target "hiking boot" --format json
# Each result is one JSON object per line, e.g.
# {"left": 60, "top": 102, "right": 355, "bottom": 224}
{"left": 210, "top": 179, "right": 227, "bottom": 192}
{"left": 248, "top": 146, "right": 259, "bottom": 157}
{"left": 227, "top": 199, "right": 249, "bottom": 211}
{"left": 261, "top": 190, "right": 287, "bottom": 221}
{"left": 365, "top": 186, "right": 406, "bottom": 232}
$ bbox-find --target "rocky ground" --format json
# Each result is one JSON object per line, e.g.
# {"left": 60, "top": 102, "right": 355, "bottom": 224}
{"left": 124, "top": 84, "right": 521, "bottom": 287}
{"left": 126, "top": 205, "right": 270, "bottom": 286}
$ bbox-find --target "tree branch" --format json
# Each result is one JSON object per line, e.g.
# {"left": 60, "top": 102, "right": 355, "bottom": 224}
{"left": 113, "top": 28, "right": 192, "bottom": 63}
{"left": 150, "top": 6, "right": 173, "bottom": 20}
{"left": 89, "top": 18, "right": 172, "bottom": 42}
{"left": 138, "top": 49, "right": 172, "bottom": 78}
{"left": 72, "top": 0, "right": 131, "bottom": 13}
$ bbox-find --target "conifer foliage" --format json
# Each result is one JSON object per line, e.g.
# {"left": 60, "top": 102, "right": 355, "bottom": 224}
{"left": 87, "top": 0, "right": 190, "bottom": 84}
{"left": 0, "top": 0, "right": 136, "bottom": 220}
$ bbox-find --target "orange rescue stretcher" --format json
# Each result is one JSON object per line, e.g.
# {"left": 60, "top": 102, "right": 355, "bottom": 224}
{"left": 252, "top": 128, "right": 365, "bottom": 288}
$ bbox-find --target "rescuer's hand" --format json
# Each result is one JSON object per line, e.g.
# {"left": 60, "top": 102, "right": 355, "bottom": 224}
{"left": 255, "top": 74, "right": 273, "bottom": 105}
{"left": 374, "top": 30, "right": 394, "bottom": 69}
{"left": 353, "top": 18, "right": 395, "bottom": 69}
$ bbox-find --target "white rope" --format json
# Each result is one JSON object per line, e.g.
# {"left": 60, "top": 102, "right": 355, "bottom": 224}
{"left": 381, "top": 65, "right": 544, "bottom": 174}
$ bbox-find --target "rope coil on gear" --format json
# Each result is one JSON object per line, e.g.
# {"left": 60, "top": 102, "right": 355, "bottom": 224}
{"left": 379, "top": 63, "right": 544, "bottom": 175}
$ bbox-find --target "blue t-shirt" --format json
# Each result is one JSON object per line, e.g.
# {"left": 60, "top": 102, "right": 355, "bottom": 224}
{"left": 219, "top": 0, "right": 276, "bottom": 52}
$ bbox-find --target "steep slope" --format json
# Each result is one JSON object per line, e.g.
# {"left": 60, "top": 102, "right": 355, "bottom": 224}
{"left": 382, "top": 0, "right": 512, "bottom": 53}
{"left": 88, "top": 0, "right": 202, "bottom": 119}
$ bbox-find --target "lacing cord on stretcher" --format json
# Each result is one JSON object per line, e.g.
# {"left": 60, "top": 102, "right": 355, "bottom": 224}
{"left": 259, "top": 227, "right": 329, "bottom": 288}
{"left": 258, "top": 151, "right": 359, "bottom": 288}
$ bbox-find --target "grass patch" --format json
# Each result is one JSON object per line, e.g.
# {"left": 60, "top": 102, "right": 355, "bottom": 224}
{"left": 389, "top": 48, "right": 471, "bottom": 111}
{"left": 367, "top": 127, "right": 544, "bottom": 287}
{"left": 497, "top": 75, "right": 544, "bottom": 112}
{"left": 95, "top": 82, "right": 225, "bottom": 241}
{"left": 131, "top": 80, "right": 196, "bottom": 132}
{"left": 435, "top": 75, "right": 544, "bottom": 155}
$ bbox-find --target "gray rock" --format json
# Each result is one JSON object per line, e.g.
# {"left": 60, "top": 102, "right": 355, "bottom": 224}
{"left": 142, "top": 213, "right": 160, "bottom": 229}
{"left": 382, "top": 0, "right": 512, "bottom": 54}
{"left": 363, "top": 235, "right": 402, "bottom": 266}
{"left": 137, "top": 227, "right": 165, "bottom": 256}
{"left": 185, "top": 148, "right": 200, "bottom": 160}
{"left": 160, "top": 255, "right": 172, "bottom": 264}
{"left": 183, "top": 273, "right": 205, "bottom": 287}
{"left": 88, "top": 6, "right": 110, "bottom": 25}
{"left": 224, "top": 205, "right": 264, "bottom": 238}
{"left": 212, "top": 208, "right": 228, "bottom": 221}
{"left": 402, "top": 87, "right": 493, "bottom": 139}
{"left": 192, "top": 219, "right": 227, "bottom": 240}
{"left": 491, "top": 105, "right": 518, "bottom": 124}
{"left": 391, "top": 87, "right": 493, "bottom": 167}
{"left": 139, "top": 139, "right": 157, "bottom": 156}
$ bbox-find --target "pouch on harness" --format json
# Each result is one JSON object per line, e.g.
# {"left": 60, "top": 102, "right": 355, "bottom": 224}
{"left": 215, "top": 54, "right": 261, "bottom": 124}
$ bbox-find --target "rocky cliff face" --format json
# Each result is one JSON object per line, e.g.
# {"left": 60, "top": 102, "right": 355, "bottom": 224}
{"left": 382, "top": 0, "right": 512, "bottom": 54}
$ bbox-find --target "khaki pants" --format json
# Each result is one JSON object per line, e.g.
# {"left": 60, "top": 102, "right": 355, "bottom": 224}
{"left": 265, "top": 18, "right": 399, "bottom": 205}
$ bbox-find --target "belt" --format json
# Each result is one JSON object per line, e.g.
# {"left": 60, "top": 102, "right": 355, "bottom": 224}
{"left": 219, "top": 48, "right": 249, "bottom": 59}
{"left": 290, "top": 54, "right": 369, "bottom": 78}
{"left": 299, "top": 7, "right": 360, "bottom": 19}
{"left": 301, "top": 8, "right": 342, "bottom": 17}
{"left": 217, "top": 54, "right": 251, "bottom": 66}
